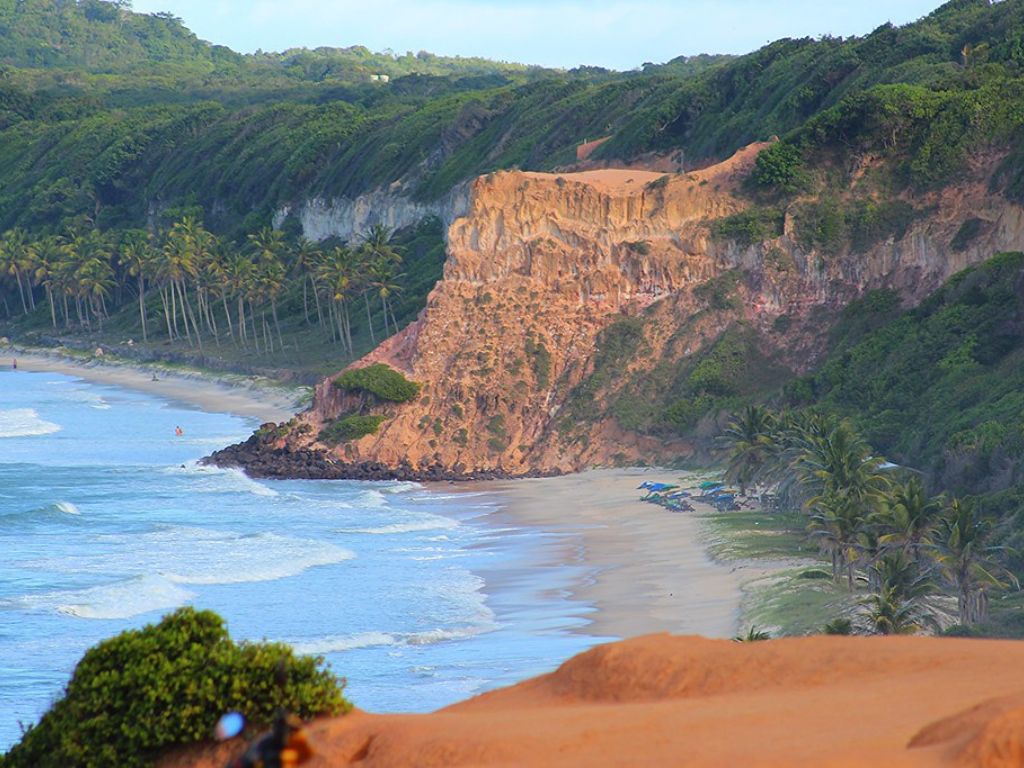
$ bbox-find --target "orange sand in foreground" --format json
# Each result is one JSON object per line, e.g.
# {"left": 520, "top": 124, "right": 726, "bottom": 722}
{"left": 163, "top": 634, "right": 1024, "bottom": 767}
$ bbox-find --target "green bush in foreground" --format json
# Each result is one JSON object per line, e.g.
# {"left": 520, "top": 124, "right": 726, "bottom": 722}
{"left": 0, "top": 607, "right": 349, "bottom": 768}
{"left": 319, "top": 413, "right": 388, "bottom": 444}
{"left": 333, "top": 363, "right": 421, "bottom": 403}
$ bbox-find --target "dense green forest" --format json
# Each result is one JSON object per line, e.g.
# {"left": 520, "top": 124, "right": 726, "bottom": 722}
{"left": 6, "top": 0, "right": 1024, "bottom": 239}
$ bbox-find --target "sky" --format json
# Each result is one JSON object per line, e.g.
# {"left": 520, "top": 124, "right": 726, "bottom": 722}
{"left": 130, "top": 0, "right": 949, "bottom": 70}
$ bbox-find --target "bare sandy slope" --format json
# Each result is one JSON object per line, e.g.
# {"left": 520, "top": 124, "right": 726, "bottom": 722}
{"left": 480, "top": 468, "right": 743, "bottom": 639}
{"left": 7, "top": 349, "right": 302, "bottom": 422}
{"left": 163, "top": 634, "right": 1024, "bottom": 768}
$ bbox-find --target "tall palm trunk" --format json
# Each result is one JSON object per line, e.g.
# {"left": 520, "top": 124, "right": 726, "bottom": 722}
{"left": 45, "top": 287, "right": 56, "bottom": 329}
{"left": 13, "top": 269, "right": 28, "bottom": 314}
{"left": 237, "top": 296, "right": 247, "bottom": 346}
{"left": 271, "top": 299, "right": 284, "bottom": 350}
{"left": 364, "top": 291, "right": 375, "bottom": 344}
{"left": 313, "top": 285, "right": 324, "bottom": 329}
{"left": 221, "top": 293, "right": 234, "bottom": 341}
{"left": 137, "top": 275, "right": 148, "bottom": 343}
{"left": 161, "top": 287, "right": 175, "bottom": 341}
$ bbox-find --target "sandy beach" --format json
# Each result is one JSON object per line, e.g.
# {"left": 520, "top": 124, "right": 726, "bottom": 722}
{"left": 6, "top": 347, "right": 305, "bottom": 423}
{"left": 481, "top": 468, "right": 744, "bottom": 640}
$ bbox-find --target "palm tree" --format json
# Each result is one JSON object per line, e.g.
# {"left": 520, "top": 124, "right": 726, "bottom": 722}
{"left": 317, "top": 246, "right": 356, "bottom": 355}
{"left": 720, "top": 405, "right": 776, "bottom": 495}
{"left": 874, "top": 477, "right": 943, "bottom": 563}
{"left": 63, "top": 230, "right": 112, "bottom": 330}
{"left": 118, "top": 230, "right": 155, "bottom": 343}
{"left": 223, "top": 252, "right": 256, "bottom": 350}
{"left": 0, "top": 229, "right": 33, "bottom": 314}
{"left": 860, "top": 586, "right": 930, "bottom": 635}
{"left": 158, "top": 218, "right": 203, "bottom": 347}
{"left": 367, "top": 258, "right": 404, "bottom": 337}
{"left": 75, "top": 256, "right": 115, "bottom": 331}
{"left": 360, "top": 224, "right": 403, "bottom": 338}
{"left": 733, "top": 626, "right": 772, "bottom": 642}
{"left": 30, "top": 237, "right": 63, "bottom": 329}
{"left": 291, "top": 238, "right": 322, "bottom": 327}
{"left": 797, "top": 419, "right": 890, "bottom": 503}
{"left": 859, "top": 552, "right": 938, "bottom": 635}
{"left": 808, "top": 490, "right": 864, "bottom": 588}
{"left": 930, "top": 498, "right": 1016, "bottom": 626}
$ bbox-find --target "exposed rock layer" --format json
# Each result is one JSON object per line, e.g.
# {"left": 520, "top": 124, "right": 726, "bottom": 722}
{"left": 273, "top": 183, "right": 470, "bottom": 243}
{"left": 214, "top": 144, "right": 1024, "bottom": 480}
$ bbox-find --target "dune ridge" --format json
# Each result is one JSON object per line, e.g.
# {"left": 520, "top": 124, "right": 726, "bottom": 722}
{"left": 161, "top": 634, "right": 1024, "bottom": 767}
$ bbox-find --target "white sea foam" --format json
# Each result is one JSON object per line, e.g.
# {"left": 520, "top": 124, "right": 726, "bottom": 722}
{"left": 289, "top": 625, "right": 490, "bottom": 656}
{"left": 62, "top": 388, "right": 111, "bottom": 410}
{"left": 338, "top": 516, "right": 459, "bottom": 535}
{"left": 0, "top": 409, "right": 61, "bottom": 438}
{"left": 154, "top": 527, "right": 353, "bottom": 585}
{"left": 20, "top": 574, "right": 195, "bottom": 620}
{"left": 183, "top": 435, "right": 251, "bottom": 447}
{"left": 380, "top": 481, "right": 421, "bottom": 494}
{"left": 54, "top": 501, "right": 80, "bottom": 515}
{"left": 27, "top": 526, "right": 354, "bottom": 586}
{"left": 162, "top": 463, "right": 279, "bottom": 497}
{"left": 354, "top": 489, "right": 388, "bottom": 509}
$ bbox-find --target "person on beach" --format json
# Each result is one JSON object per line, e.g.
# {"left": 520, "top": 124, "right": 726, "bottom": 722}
{"left": 11, "top": 358, "right": 15, "bottom": 370}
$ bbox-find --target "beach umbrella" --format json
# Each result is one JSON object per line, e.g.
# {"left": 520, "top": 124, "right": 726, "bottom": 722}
{"left": 699, "top": 481, "right": 724, "bottom": 490}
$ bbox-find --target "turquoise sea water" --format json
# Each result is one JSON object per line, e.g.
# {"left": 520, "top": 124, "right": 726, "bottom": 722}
{"left": 0, "top": 368, "right": 605, "bottom": 750}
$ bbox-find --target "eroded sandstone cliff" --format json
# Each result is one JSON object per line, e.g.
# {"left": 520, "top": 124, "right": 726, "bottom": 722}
{"left": 211, "top": 143, "right": 1024, "bottom": 479}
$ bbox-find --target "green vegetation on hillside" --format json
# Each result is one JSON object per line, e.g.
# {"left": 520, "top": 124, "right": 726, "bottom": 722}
{"left": 0, "top": 607, "right": 348, "bottom": 768}
{"left": 788, "top": 252, "right": 1024, "bottom": 514}
{"left": 319, "top": 413, "right": 388, "bottom": 444}
{"left": 561, "top": 317, "right": 792, "bottom": 440}
{"left": 333, "top": 363, "right": 420, "bottom": 402}
{"left": 5, "top": 0, "right": 1024, "bottom": 240}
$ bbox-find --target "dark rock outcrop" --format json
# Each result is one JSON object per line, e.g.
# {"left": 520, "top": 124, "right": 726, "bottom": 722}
{"left": 203, "top": 431, "right": 560, "bottom": 482}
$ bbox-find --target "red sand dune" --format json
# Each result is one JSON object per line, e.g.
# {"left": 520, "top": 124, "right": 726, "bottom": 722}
{"left": 161, "top": 634, "right": 1024, "bottom": 767}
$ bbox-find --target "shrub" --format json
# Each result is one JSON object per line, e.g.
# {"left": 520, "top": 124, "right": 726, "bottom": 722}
{"left": 524, "top": 335, "right": 552, "bottom": 389}
{"left": 710, "top": 208, "right": 784, "bottom": 246}
{"left": 319, "top": 413, "right": 388, "bottom": 444}
{"left": 750, "top": 141, "right": 807, "bottom": 193}
{"left": 693, "top": 270, "right": 743, "bottom": 310}
{"left": 951, "top": 217, "right": 986, "bottom": 252}
{"left": 823, "top": 617, "right": 854, "bottom": 635}
{"left": 1, "top": 607, "right": 348, "bottom": 768}
{"left": 333, "top": 363, "right": 421, "bottom": 403}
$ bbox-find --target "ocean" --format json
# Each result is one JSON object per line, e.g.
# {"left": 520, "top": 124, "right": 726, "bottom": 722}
{"left": 0, "top": 368, "right": 606, "bottom": 750}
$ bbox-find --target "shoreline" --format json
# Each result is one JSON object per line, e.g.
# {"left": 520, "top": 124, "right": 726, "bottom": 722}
{"left": 474, "top": 468, "right": 745, "bottom": 640}
{"left": 4, "top": 346, "right": 758, "bottom": 641}
{"left": 5, "top": 346, "right": 306, "bottom": 424}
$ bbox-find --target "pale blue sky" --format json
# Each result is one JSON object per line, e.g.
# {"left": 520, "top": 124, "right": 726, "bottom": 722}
{"left": 131, "top": 0, "right": 948, "bottom": 70}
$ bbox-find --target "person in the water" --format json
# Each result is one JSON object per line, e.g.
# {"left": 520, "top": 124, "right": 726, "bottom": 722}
{"left": 175, "top": 426, "right": 184, "bottom": 437}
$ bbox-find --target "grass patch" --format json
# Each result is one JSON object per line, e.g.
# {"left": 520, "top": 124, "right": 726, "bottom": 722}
{"left": 698, "top": 509, "right": 814, "bottom": 560}
{"left": 318, "top": 413, "right": 387, "bottom": 444}
{"left": 741, "top": 568, "right": 856, "bottom": 637}
{"left": 333, "top": 363, "right": 420, "bottom": 403}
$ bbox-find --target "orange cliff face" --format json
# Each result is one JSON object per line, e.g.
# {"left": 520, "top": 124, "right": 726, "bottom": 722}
{"left": 161, "top": 634, "right": 1024, "bottom": 768}
{"left": 241, "top": 142, "right": 1024, "bottom": 480}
